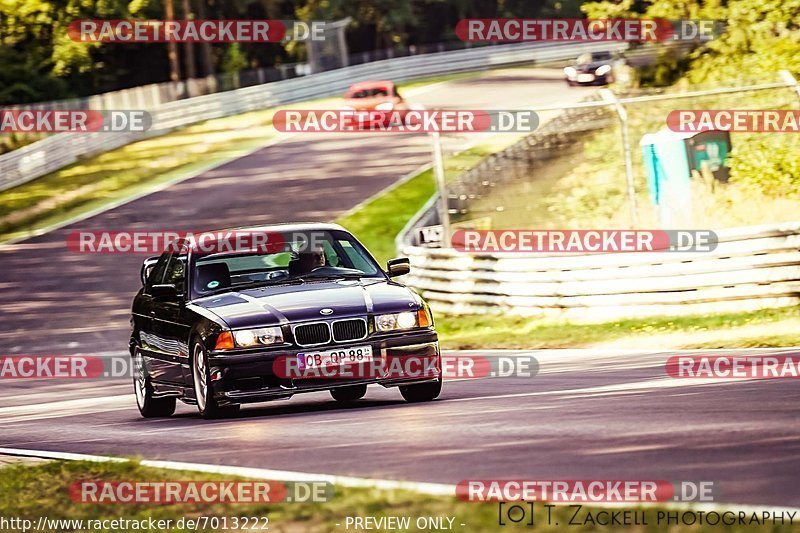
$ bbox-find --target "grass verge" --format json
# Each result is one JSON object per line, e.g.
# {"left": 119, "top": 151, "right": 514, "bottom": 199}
{"left": 2, "top": 459, "right": 794, "bottom": 532}
{"left": 435, "top": 305, "right": 800, "bottom": 350}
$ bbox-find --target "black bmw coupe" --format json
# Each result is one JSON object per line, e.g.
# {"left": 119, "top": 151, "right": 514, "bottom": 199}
{"left": 130, "top": 223, "right": 442, "bottom": 419}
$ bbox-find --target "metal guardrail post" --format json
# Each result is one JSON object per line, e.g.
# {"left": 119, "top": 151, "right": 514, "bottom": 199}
{"left": 600, "top": 88, "right": 637, "bottom": 228}
{"left": 429, "top": 132, "right": 451, "bottom": 247}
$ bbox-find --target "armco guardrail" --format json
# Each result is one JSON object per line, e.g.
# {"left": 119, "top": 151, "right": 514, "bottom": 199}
{"left": 399, "top": 223, "right": 800, "bottom": 321}
{"left": 0, "top": 41, "right": 627, "bottom": 192}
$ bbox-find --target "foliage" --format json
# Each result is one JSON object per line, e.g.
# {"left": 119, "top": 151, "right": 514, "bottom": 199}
{"left": 577, "top": 0, "right": 800, "bottom": 195}
{"left": 221, "top": 42, "right": 248, "bottom": 74}
{"left": 0, "top": 0, "right": 579, "bottom": 104}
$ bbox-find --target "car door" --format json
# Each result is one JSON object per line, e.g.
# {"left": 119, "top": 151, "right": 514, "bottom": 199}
{"left": 137, "top": 252, "right": 172, "bottom": 381}
{"left": 151, "top": 252, "right": 192, "bottom": 385}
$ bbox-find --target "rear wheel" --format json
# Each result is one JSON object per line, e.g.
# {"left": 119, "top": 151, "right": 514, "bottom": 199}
{"left": 192, "top": 342, "right": 240, "bottom": 419}
{"left": 400, "top": 378, "right": 442, "bottom": 403}
{"left": 330, "top": 384, "right": 368, "bottom": 402}
{"left": 133, "top": 347, "right": 176, "bottom": 418}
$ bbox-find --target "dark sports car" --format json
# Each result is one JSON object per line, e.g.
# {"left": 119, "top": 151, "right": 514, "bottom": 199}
{"left": 130, "top": 223, "right": 442, "bottom": 419}
{"left": 563, "top": 51, "right": 615, "bottom": 86}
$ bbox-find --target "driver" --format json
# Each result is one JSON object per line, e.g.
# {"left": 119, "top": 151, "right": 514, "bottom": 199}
{"left": 292, "top": 249, "right": 326, "bottom": 275}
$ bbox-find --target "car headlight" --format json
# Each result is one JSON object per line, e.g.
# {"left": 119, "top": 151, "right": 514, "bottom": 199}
{"left": 375, "top": 101, "right": 394, "bottom": 111}
{"left": 563, "top": 66, "right": 576, "bottom": 76}
{"left": 232, "top": 327, "right": 283, "bottom": 347}
{"left": 375, "top": 309, "right": 431, "bottom": 332}
{"left": 595, "top": 64, "right": 612, "bottom": 76}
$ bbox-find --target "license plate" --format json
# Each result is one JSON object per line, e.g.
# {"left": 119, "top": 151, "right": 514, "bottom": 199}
{"left": 298, "top": 345, "right": 374, "bottom": 370}
{"left": 577, "top": 74, "right": 595, "bottom": 82}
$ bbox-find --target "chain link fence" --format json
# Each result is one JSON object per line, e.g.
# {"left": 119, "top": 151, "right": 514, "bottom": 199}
{"left": 439, "top": 72, "right": 800, "bottom": 233}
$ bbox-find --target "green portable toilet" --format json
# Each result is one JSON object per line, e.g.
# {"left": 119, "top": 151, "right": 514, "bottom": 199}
{"left": 640, "top": 129, "right": 731, "bottom": 225}
{"left": 684, "top": 130, "right": 731, "bottom": 182}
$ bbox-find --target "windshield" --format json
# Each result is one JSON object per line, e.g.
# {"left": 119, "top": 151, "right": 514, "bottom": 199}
{"left": 347, "top": 86, "right": 391, "bottom": 98}
{"left": 191, "top": 229, "right": 383, "bottom": 297}
{"left": 591, "top": 52, "right": 612, "bottom": 62}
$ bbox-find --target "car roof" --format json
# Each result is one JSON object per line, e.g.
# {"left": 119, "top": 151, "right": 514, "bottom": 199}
{"left": 210, "top": 222, "right": 346, "bottom": 234}
{"left": 178, "top": 222, "right": 349, "bottom": 253}
{"left": 347, "top": 80, "right": 394, "bottom": 91}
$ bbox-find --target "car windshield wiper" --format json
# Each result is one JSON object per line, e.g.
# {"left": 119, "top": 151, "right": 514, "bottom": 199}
{"left": 303, "top": 271, "right": 367, "bottom": 280}
{"left": 238, "top": 277, "right": 307, "bottom": 290}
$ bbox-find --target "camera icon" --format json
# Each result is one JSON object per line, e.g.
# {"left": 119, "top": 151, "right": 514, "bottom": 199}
{"left": 498, "top": 501, "right": 534, "bottom": 526}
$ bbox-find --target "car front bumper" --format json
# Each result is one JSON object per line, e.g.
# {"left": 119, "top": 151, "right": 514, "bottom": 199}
{"left": 566, "top": 72, "right": 611, "bottom": 85}
{"left": 207, "top": 330, "right": 440, "bottom": 405}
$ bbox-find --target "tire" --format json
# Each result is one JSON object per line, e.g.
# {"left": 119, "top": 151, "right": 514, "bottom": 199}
{"left": 330, "top": 384, "right": 368, "bottom": 402}
{"left": 133, "top": 347, "right": 176, "bottom": 418}
{"left": 192, "top": 342, "right": 240, "bottom": 419}
{"left": 399, "top": 378, "right": 442, "bottom": 403}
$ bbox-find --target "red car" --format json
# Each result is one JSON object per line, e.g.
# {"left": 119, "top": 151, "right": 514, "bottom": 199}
{"left": 343, "top": 81, "right": 409, "bottom": 128}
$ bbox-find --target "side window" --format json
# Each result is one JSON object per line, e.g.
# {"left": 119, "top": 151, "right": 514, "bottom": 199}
{"left": 164, "top": 254, "right": 187, "bottom": 293}
{"left": 322, "top": 240, "right": 341, "bottom": 267}
{"left": 146, "top": 253, "right": 170, "bottom": 288}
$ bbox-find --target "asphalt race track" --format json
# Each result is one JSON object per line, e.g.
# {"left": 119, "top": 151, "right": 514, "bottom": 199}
{"left": 1, "top": 69, "right": 798, "bottom": 509}
{"left": 1, "top": 349, "right": 799, "bottom": 507}
{"left": 0, "top": 68, "right": 592, "bottom": 356}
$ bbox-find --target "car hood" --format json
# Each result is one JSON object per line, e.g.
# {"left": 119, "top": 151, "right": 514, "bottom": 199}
{"left": 577, "top": 60, "right": 611, "bottom": 71}
{"left": 192, "top": 278, "right": 419, "bottom": 329}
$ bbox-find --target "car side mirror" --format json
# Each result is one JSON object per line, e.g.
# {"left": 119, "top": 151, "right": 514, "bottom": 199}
{"left": 141, "top": 256, "right": 159, "bottom": 286}
{"left": 387, "top": 257, "right": 410, "bottom": 277}
{"left": 151, "top": 284, "right": 179, "bottom": 301}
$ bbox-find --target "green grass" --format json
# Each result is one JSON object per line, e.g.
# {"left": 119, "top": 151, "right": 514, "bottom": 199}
{"left": 436, "top": 305, "right": 800, "bottom": 350}
{"left": 337, "top": 169, "right": 436, "bottom": 266}
{"left": 337, "top": 134, "right": 526, "bottom": 265}
{"left": 2, "top": 459, "right": 794, "bottom": 532}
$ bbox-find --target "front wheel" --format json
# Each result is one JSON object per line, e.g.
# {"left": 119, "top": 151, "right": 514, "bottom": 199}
{"left": 192, "top": 342, "right": 240, "bottom": 419}
{"left": 133, "top": 347, "right": 176, "bottom": 418}
{"left": 399, "top": 378, "right": 442, "bottom": 403}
